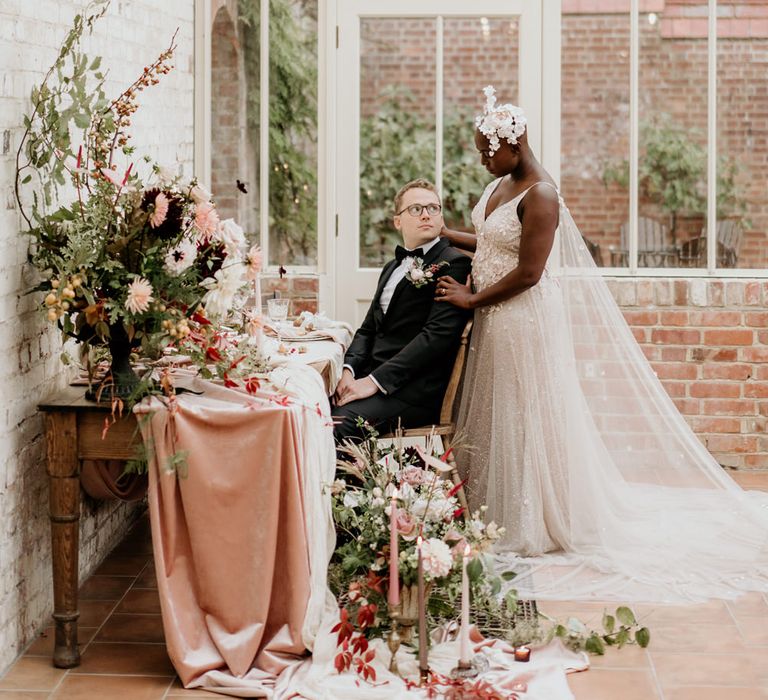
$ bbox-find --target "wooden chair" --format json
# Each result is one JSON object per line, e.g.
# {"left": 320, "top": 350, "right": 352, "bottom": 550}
{"left": 678, "top": 219, "right": 744, "bottom": 268}
{"left": 379, "top": 319, "right": 473, "bottom": 513}
{"left": 610, "top": 216, "right": 676, "bottom": 267}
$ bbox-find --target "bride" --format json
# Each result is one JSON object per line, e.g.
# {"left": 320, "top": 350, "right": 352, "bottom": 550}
{"left": 435, "top": 86, "right": 768, "bottom": 602}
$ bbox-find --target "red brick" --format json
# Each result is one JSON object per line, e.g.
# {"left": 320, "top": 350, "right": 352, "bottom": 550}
{"left": 674, "top": 280, "right": 689, "bottom": 305}
{"left": 291, "top": 298, "right": 318, "bottom": 315}
{"left": 712, "top": 349, "right": 739, "bottom": 362}
{"left": 291, "top": 277, "right": 320, "bottom": 294}
{"left": 631, "top": 328, "right": 647, "bottom": 343}
{"left": 744, "top": 454, "right": 768, "bottom": 468}
{"left": 691, "top": 417, "right": 741, "bottom": 433}
{"left": 701, "top": 399, "right": 757, "bottom": 416}
{"left": 744, "top": 312, "right": 768, "bottom": 327}
{"left": 755, "top": 366, "right": 768, "bottom": 381}
{"left": 651, "top": 362, "right": 698, "bottom": 380}
{"left": 659, "top": 311, "right": 689, "bottom": 326}
{"left": 651, "top": 329, "right": 701, "bottom": 345}
{"left": 703, "top": 330, "right": 754, "bottom": 346}
{"left": 661, "top": 381, "right": 687, "bottom": 397}
{"left": 690, "top": 382, "right": 741, "bottom": 399}
{"left": 673, "top": 398, "right": 700, "bottom": 414}
{"left": 744, "top": 382, "right": 768, "bottom": 398}
{"left": 702, "top": 364, "right": 752, "bottom": 381}
{"left": 705, "top": 435, "right": 758, "bottom": 453}
{"left": 744, "top": 282, "right": 761, "bottom": 305}
{"left": 759, "top": 331, "right": 768, "bottom": 345}
{"left": 661, "top": 347, "right": 688, "bottom": 362}
{"left": 623, "top": 310, "right": 659, "bottom": 326}
{"left": 741, "top": 347, "right": 768, "bottom": 363}
{"left": 689, "top": 311, "right": 742, "bottom": 327}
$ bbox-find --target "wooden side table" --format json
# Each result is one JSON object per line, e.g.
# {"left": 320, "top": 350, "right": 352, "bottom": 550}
{"left": 39, "top": 386, "right": 141, "bottom": 668}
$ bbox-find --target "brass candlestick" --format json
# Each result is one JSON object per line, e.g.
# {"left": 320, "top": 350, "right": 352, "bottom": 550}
{"left": 387, "top": 600, "right": 417, "bottom": 677}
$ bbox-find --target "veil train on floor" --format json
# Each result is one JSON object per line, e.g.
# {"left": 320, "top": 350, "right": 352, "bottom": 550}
{"left": 496, "top": 200, "right": 768, "bottom": 603}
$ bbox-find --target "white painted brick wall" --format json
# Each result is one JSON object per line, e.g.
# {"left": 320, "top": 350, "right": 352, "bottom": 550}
{"left": 0, "top": 0, "right": 194, "bottom": 673}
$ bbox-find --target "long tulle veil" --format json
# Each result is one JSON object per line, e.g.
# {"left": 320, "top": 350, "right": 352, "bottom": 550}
{"left": 499, "top": 196, "right": 768, "bottom": 603}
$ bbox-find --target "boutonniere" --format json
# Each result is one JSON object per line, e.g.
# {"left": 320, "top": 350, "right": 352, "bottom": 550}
{"left": 404, "top": 257, "right": 450, "bottom": 288}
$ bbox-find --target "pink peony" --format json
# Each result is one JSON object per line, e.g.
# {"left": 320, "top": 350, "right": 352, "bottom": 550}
{"left": 149, "top": 192, "right": 169, "bottom": 228}
{"left": 395, "top": 509, "right": 418, "bottom": 540}
{"left": 400, "top": 465, "right": 428, "bottom": 486}
{"left": 420, "top": 538, "right": 454, "bottom": 578}
{"left": 193, "top": 202, "right": 220, "bottom": 243}
{"left": 245, "top": 244, "right": 262, "bottom": 281}
{"left": 125, "top": 277, "right": 154, "bottom": 314}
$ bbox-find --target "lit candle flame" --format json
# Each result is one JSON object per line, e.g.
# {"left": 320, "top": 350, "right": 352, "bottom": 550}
{"left": 464, "top": 543, "right": 471, "bottom": 557}
{"left": 391, "top": 487, "right": 399, "bottom": 500}
{"left": 417, "top": 535, "right": 423, "bottom": 548}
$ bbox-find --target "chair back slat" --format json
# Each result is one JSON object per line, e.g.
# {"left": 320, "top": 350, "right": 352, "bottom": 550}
{"left": 439, "top": 319, "right": 473, "bottom": 425}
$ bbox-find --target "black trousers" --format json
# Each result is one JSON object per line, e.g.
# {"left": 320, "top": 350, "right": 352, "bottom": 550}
{"left": 332, "top": 392, "right": 439, "bottom": 444}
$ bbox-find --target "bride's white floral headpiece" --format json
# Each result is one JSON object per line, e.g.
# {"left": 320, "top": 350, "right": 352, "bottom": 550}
{"left": 474, "top": 85, "right": 527, "bottom": 156}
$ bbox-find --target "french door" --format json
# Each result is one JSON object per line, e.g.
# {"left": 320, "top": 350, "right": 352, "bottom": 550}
{"left": 334, "top": 0, "right": 556, "bottom": 325}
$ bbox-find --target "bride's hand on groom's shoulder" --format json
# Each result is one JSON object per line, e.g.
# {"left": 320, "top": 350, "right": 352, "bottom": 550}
{"left": 435, "top": 274, "right": 475, "bottom": 310}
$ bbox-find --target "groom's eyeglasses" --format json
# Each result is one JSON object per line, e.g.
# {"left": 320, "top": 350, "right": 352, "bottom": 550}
{"left": 395, "top": 203, "right": 442, "bottom": 217}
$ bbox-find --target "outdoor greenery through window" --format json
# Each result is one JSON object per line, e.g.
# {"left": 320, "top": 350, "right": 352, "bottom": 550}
{"left": 211, "top": 0, "right": 318, "bottom": 268}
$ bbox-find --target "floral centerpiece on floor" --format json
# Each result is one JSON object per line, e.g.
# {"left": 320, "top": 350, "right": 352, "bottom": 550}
{"left": 14, "top": 1, "right": 265, "bottom": 401}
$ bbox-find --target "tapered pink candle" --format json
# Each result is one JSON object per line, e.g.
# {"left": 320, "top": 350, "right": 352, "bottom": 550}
{"left": 388, "top": 489, "right": 400, "bottom": 607}
{"left": 459, "top": 543, "right": 471, "bottom": 664}
{"left": 417, "top": 535, "right": 428, "bottom": 674}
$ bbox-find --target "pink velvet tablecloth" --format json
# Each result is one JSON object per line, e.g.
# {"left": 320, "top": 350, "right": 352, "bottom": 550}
{"left": 135, "top": 365, "right": 337, "bottom": 697}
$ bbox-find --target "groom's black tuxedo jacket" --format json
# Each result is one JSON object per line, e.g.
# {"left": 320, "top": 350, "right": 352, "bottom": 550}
{"left": 344, "top": 238, "right": 472, "bottom": 410}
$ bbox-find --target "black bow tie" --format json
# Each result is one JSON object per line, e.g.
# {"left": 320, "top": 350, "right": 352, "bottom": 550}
{"left": 395, "top": 245, "right": 424, "bottom": 263}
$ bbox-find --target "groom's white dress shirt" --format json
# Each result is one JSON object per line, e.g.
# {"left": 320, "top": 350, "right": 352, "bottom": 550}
{"left": 344, "top": 237, "right": 441, "bottom": 395}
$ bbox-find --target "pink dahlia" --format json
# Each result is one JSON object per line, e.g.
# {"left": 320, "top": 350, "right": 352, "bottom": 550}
{"left": 125, "top": 277, "right": 154, "bottom": 315}
{"left": 193, "top": 202, "right": 220, "bottom": 243}
{"left": 149, "top": 192, "right": 169, "bottom": 228}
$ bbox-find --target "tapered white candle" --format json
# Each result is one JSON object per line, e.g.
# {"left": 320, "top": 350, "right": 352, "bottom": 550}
{"left": 459, "top": 543, "right": 471, "bottom": 665}
{"left": 388, "top": 489, "right": 400, "bottom": 607}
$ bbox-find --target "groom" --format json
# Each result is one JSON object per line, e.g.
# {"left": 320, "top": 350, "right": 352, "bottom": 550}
{"left": 333, "top": 178, "right": 472, "bottom": 442}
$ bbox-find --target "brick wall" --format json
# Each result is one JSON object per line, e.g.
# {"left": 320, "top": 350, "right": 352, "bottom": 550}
{"left": 0, "top": 0, "right": 194, "bottom": 673}
{"left": 608, "top": 277, "right": 768, "bottom": 468}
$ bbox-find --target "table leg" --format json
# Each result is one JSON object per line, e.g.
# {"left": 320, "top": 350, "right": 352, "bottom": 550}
{"left": 45, "top": 412, "right": 81, "bottom": 668}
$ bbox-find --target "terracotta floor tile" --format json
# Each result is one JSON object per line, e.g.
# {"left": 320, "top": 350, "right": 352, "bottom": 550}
{"left": 50, "top": 674, "right": 171, "bottom": 700}
{"left": 736, "top": 617, "right": 768, "bottom": 646}
{"left": 646, "top": 622, "right": 747, "bottom": 653}
{"left": 663, "top": 687, "right": 768, "bottom": 700}
{"left": 728, "top": 592, "right": 768, "bottom": 618}
{"left": 72, "top": 642, "right": 174, "bottom": 676}
{"left": 0, "top": 656, "right": 67, "bottom": 691}
{"left": 76, "top": 600, "right": 117, "bottom": 627}
{"left": 95, "top": 614, "right": 165, "bottom": 644}
{"left": 652, "top": 651, "right": 763, "bottom": 687}
{"left": 94, "top": 555, "right": 150, "bottom": 577}
{"left": 25, "top": 627, "right": 97, "bottom": 657}
{"left": 632, "top": 600, "right": 733, "bottom": 627}
{"left": 587, "top": 644, "right": 651, "bottom": 669}
{"left": 133, "top": 564, "right": 158, "bottom": 590}
{"left": 568, "top": 668, "right": 660, "bottom": 699}
{"left": 78, "top": 575, "right": 133, "bottom": 601}
{"left": 115, "top": 589, "right": 162, "bottom": 615}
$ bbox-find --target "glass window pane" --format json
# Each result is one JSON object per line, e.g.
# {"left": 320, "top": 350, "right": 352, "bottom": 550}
{"left": 212, "top": 5, "right": 256, "bottom": 232}
{"left": 359, "top": 18, "right": 437, "bottom": 268}
{"left": 639, "top": 4, "right": 709, "bottom": 269}
{"left": 718, "top": 14, "right": 767, "bottom": 270}
{"left": 442, "top": 17, "right": 519, "bottom": 233}
{"left": 268, "top": 0, "right": 318, "bottom": 266}
{"left": 561, "top": 4, "right": 630, "bottom": 268}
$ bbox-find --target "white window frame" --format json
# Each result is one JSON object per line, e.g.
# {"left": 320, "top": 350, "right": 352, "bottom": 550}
{"left": 599, "top": 0, "right": 765, "bottom": 278}
{"left": 194, "top": 0, "right": 329, "bottom": 276}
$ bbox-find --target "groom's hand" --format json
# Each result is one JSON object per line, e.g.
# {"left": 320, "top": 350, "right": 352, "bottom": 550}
{"left": 333, "top": 368, "right": 355, "bottom": 404}
{"left": 336, "top": 376, "right": 379, "bottom": 407}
